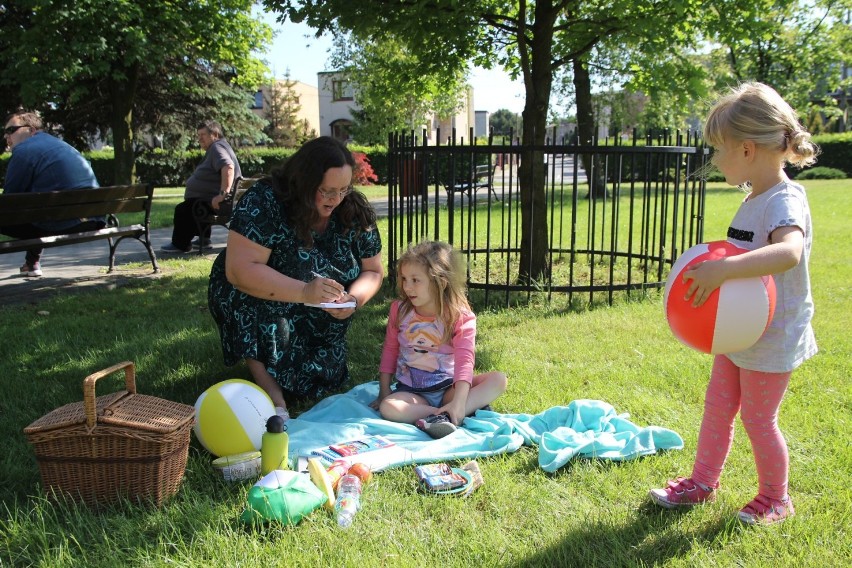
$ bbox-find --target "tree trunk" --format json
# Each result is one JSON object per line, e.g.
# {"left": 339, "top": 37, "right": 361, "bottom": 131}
{"left": 573, "top": 57, "right": 607, "bottom": 198}
{"left": 517, "top": 5, "right": 555, "bottom": 284}
{"left": 109, "top": 64, "right": 139, "bottom": 185}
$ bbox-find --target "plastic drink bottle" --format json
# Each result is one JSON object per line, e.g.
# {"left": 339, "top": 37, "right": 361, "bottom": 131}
{"left": 260, "top": 415, "right": 289, "bottom": 475}
{"left": 334, "top": 474, "right": 362, "bottom": 528}
{"left": 326, "top": 459, "right": 350, "bottom": 490}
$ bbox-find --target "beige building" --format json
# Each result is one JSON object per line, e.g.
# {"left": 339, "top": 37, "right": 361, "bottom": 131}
{"left": 317, "top": 71, "right": 475, "bottom": 143}
{"left": 252, "top": 79, "right": 320, "bottom": 136}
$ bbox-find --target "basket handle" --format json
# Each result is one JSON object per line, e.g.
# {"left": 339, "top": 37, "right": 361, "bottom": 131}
{"left": 83, "top": 361, "right": 137, "bottom": 429}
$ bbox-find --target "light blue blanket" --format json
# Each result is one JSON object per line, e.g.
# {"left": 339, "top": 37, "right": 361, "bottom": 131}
{"left": 286, "top": 382, "right": 683, "bottom": 472}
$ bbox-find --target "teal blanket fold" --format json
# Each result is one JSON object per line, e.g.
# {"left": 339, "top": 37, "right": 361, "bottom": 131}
{"left": 286, "top": 382, "right": 683, "bottom": 472}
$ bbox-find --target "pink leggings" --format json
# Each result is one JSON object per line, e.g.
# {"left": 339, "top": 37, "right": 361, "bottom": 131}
{"left": 691, "top": 355, "right": 791, "bottom": 500}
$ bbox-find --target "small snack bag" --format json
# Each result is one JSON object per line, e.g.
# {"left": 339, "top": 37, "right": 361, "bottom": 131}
{"left": 414, "top": 463, "right": 469, "bottom": 492}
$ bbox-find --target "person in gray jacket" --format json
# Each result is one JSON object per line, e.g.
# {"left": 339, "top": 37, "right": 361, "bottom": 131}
{"left": 161, "top": 120, "right": 241, "bottom": 253}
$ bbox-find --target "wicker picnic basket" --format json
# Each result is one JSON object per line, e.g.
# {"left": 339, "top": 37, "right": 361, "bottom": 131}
{"left": 23, "top": 361, "right": 195, "bottom": 508}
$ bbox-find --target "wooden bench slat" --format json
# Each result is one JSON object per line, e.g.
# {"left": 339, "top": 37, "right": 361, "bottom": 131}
{"left": 0, "top": 184, "right": 159, "bottom": 273}
{"left": 0, "top": 199, "right": 149, "bottom": 225}
{"left": 0, "top": 226, "right": 145, "bottom": 254}
{"left": 0, "top": 185, "right": 153, "bottom": 225}
{"left": 0, "top": 184, "right": 150, "bottom": 206}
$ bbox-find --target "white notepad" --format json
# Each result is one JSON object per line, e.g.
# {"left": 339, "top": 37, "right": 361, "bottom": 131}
{"left": 304, "top": 301, "right": 356, "bottom": 309}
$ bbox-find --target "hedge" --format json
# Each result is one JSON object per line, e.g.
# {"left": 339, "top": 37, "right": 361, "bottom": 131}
{"left": 1, "top": 132, "right": 846, "bottom": 188}
{"left": 809, "top": 132, "right": 852, "bottom": 176}
{"left": 1, "top": 145, "right": 390, "bottom": 188}
{"left": 349, "top": 144, "right": 388, "bottom": 184}
{"left": 793, "top": 166, "right": 847, "bottom": 180}
{"left": 106, "top": 147, "right": 299, "bottom": 187}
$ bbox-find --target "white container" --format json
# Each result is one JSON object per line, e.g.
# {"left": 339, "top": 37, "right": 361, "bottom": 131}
{"left": 212, "top": 451, "right": 262, "bottom": 482}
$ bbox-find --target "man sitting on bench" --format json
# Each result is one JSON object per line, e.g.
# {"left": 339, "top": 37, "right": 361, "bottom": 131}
{"left": 161, "top": 120, "right": 241, "bottom": 253}
{"left": 1, "top": 111, "right": 103, "bottom": 278}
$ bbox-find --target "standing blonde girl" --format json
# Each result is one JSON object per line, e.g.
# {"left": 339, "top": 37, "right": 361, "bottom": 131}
{"left": 649, "top": 82, "right": 818, "bottom": 525}
{"left": 369, "top": 241, "right": 508, "bottom": 438}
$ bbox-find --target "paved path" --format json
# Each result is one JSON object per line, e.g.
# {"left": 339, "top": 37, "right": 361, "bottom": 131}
{"left": 0, "top": 197, "right": 389, "bottom": 305}
{"left": 0, "top": 226, "right": 188, "bottom": 305}
{"left": 0, "top": 184, "right": 506, "bottom": 304}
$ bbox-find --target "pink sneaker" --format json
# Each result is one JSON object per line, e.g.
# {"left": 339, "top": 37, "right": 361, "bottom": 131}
{"left": 649, "top": 476, "right": 718, "bottom": 508}
{"left": 738, "top": 494, "right": 794, "bottom": 525}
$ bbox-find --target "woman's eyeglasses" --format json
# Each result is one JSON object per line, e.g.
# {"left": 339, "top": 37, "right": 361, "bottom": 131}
{"left": 317, "top": 186, "right": 353, "bottom": 200}
{"left": 4, "top": 125, "right": 28, "bottom": 136}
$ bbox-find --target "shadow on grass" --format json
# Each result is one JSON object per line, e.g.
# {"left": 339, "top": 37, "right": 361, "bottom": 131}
{"left": 1, "top": 271, "right": 408, "bottom": 509}
{"left": 506, "top": 502, "right": 738, "bottom": 567}
{"left": 1, "top": 270, "right": 229, "bottom": 504}
{"left": 466, "top": 277, "right": 665, "bottom": 318}
{"left": 1, "top": 457, "right": 263, "bottom": 566}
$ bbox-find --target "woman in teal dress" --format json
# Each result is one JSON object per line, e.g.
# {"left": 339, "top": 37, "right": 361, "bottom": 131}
{"left": 208, "top": 137, "right": 383, "bottom": 419}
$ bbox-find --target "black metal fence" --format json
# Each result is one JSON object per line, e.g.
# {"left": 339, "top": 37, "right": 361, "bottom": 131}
{"left": 386, "top": 129, "right": 710, "bottom": 307}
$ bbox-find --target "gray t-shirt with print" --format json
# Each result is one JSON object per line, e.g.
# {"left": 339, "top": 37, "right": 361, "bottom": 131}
{"left": 184, "top": 138, "right": 241, "bottom": 199}
{"left": 726, "top": 180, "right": 817, "bottom": 373}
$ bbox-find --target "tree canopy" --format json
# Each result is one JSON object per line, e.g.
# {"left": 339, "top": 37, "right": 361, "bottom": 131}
{"left": 264, "top": 0, "right": 714, "bottom": 280}
{"left": 1, "top": 0, "right": 271, "bottom": 183}
{"left": 264, "top": 0, "right": 849, "bottom": 279}
{"left": 328, "top": 33, "right": 468, "bottom": 145}
{"left": 489, "top": 109, "right": 523, "bottom": 138}
{"left": 263, "top": 74, "right": 316, "bottom": 147}
{"left": 706, "top": 0, "right": 852, "bottom": 132}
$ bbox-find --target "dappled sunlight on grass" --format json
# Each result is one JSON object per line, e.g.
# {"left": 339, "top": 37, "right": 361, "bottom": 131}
{"left": 0, "top": 181, "right": 848, "bottom": 566}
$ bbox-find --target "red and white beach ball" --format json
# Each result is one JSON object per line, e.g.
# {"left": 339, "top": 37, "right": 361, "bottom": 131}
{"left": 664, "top": 241, "right": 776, "bottom": 354}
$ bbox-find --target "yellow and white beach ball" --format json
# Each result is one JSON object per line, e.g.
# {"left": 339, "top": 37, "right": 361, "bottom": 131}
{"left": 193, "top": 379, "right": 275, "bottom": 457}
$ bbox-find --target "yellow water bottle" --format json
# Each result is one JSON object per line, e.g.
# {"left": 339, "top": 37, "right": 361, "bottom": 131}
{"left": 260, "top": 415, "right": 289, "bottom": 474}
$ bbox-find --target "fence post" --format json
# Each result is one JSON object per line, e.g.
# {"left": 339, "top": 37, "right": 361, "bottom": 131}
{"left": 386, "top": 131, "right": 708, "bottom": 307}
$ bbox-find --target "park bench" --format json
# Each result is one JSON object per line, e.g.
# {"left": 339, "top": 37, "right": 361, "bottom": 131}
{"left": 0, "top": 184, "right": 159, "bottom": 273}
{"left": 441, "top": 162, "right": 499, "bottom": 201}
{"left": 191, "top": 176, "right": 259, "bottom": 254}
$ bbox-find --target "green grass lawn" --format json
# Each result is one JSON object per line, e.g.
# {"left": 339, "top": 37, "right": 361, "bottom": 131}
{"left": 1, "top": 181, "right": 850, "bottom": 566}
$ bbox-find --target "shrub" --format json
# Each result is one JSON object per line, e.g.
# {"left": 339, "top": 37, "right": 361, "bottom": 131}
{"left": 135, "top": 150, "right": 197, "bottom": 186}
{"left": 236, "top": 147, "right": 297, "bottom": 178}
{"left": 85, "top": 150, "right": 116, "bottom": 185}
{"left": 77, "top": 147, "right": 294, "bottom": 187}
{"left": 793, "top": 166, "right": 847, "bottom": 180}
{"left": 349, "top": 143, "right": 388, "bottom": 184}
{"left": 0, "top": 143, "right": 389, "bottom": 189}
{"left": 704, "top": 170, "right": 726, "bottom": 183}
{"left": 810, "top": 132, "right": 852, "bottom": 176}
{"left": 351, "top": 152, "right": 378, "bottom": 185}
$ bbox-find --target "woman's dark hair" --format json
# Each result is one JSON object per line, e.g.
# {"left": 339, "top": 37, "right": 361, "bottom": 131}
{"left": 266, "top": 136, "right": 377, "bottom": 247}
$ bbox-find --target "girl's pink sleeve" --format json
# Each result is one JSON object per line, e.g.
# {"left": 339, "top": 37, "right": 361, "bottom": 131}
{"left": 378, "top": 301, "right": 401, "bottom": 375}
{"left": 452, "top": 310, "right": 477, "bottom": 384}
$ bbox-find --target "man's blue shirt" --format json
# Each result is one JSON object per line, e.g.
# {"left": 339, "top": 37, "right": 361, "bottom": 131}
{"left": 4, "top": 132, "right": 100, "bottom": 230}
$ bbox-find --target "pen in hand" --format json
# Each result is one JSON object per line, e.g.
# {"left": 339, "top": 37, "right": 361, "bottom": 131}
{"left": 310, "top": 271, "right": 347, "bottom": 303}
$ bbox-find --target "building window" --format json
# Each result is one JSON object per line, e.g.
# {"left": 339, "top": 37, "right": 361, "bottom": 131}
{"left": 332, "top": 80, "right": 354, "bottom": 101}
{"left": 252, "top": 91, "right": 263, "bottom": 109}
